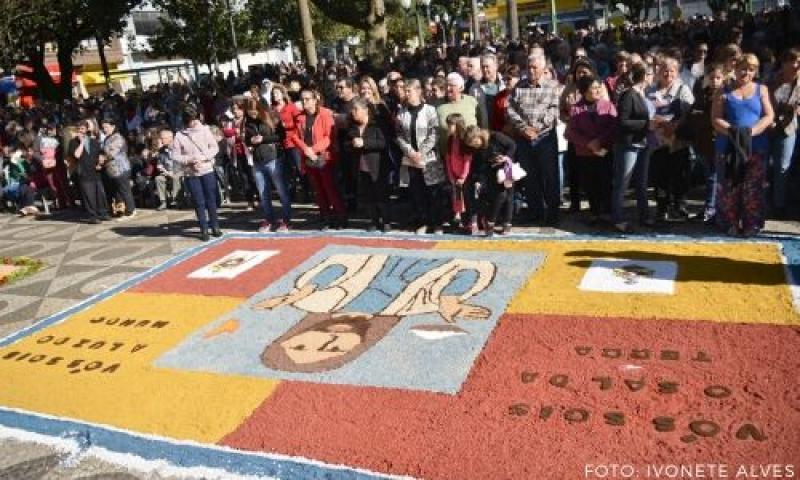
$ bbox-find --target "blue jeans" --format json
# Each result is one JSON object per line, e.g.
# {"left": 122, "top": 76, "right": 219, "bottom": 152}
{"left": 253, "top": 159, "right": 291, "bottom": 223}
{"left": 185, "top": 172, "right": 219, "bottom": 231}
{"left": 702, "top": 155, "right": 717, "bottom": 218}
{"left": 516, "top": 131, "right": 559, "bottom": 221}
{"left": 771, "top": 133, "right": 796, "bottom": 209}
{"left": 611, "top": 144, "right": 650, "bottom": 224}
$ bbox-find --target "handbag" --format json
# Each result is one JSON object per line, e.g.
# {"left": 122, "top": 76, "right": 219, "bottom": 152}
{"left": 305, "top": 154, "right": 326, "bottom": 169}
{"left": 496, "top": 156, "right": 527, "bottom": 184}
{"left": 673, "top": 84, "right": 696, "bottom": 142}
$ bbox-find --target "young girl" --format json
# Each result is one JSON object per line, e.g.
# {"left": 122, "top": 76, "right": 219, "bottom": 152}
{"left": 444, "top": 113, "right": 472, "bottom": 231}
{"left": 463, "top": 127, "right": 519, "bottom": 236}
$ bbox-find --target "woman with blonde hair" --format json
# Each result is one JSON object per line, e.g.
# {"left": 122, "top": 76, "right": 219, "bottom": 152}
{"left": 712, "top": 54, "right": 775, "bottom": 237}
{"left": 359, "top": 75, "right": 396, "bottom": 165}
{"left": 646, "top": 54, "right": 695, "bottom": 222}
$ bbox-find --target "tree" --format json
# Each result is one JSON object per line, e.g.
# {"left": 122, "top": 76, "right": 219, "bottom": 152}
{"left": 308, "top": 0, "right": 390, "bottom": 64}
{"left": 148, "top": 0, "right": 268, "bottom": 72}
{"left": 248, "top": 0, "right": 361, "bottom": 60}
{"left": 0, "top": 0, "right": 141, "bottom": 102}
{"left": 706, "top": 0, "right": 748, "bottom": 15}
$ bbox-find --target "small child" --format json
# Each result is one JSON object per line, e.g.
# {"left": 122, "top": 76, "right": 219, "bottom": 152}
{"left": 2, "top": 146, "right": 38, "bottom": 216}
{"left": 444, "top": 113, "right": 471, "bottom": 229}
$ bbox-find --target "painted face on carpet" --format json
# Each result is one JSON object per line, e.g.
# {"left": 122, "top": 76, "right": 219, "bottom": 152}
{"left": 0, "top": 235, "right": 797, "bottom": 480}
{"left": 156, "top": 246, "right": 541, "bottom": 393}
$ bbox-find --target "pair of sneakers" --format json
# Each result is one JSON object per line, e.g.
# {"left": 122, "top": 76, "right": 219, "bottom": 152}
{"left": 484, "top": 223, "right": 512, "bottom": 237}
{"left": 258, "top": 220, "right": 289, "bottom": 233}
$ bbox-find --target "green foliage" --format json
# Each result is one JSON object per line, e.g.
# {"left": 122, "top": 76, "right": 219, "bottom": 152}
{"left": 706, "top": 0, "right": 749, "bottom": 14}
{"left": 386, "top": 5, "right": 426, "bottom": 49}
{"left": 0, "top": 0, "right": 141, "bottom": 100}
{"left": 148, "top": 0, "right": 268, "bottom": 67}
{"left": 248, "top": 0, "right": 361, "bottom": 47}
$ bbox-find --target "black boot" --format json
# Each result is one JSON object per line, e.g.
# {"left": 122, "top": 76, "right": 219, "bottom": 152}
{"left": 211, "top": 226, "right": 223, "bottom": 237}
{"left": 200, "top": 228, "right": 210, "bottom": 241}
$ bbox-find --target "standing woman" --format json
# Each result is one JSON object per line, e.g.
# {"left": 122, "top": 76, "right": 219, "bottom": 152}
{"left": 646, "top": 55, "right": 695, "bottom": 222}
{"left": 559, "top": 59, "right": 606, "bottom": 213}
{"left": 347, "top": 98, "right": 391, "bottom": 232}
{"left": 99, "top": 117, "right": 137, "bottom": 220}
{"left": 490, "top": 65, "right": 521, "bottom": 136}
{"left": 172, "top": 105, "right": 222, "bottom": 241}
{"left": 565, "top": 76, "right": 618, "bottom": 224}
{"left": 359, "top": 76, "right": 397, "bottom": 173}
{"left": 291, "top": 88, "right": 346, "bottom": 229}
{"left": 712, "top": 54, "right": 775, "bottom": 237}
{"left": 396, "top": 78, "right": 445, "bottom": 234}
{"left": 272, "top": 84, "right": 305, "bottom": 201}
{"left": 769, "top": 47, "right": 800, "bottom": 217}
{"left": 222, "top": 99, "right": 257, "bottom": 209}
{"left": 68, "top": 120, "right": 109, "bottom": 223}
{"left": 245, "top": 101, "right": 291, "bottom": 232}
{"left": 612, "top": 62, "right": 653, "bottom": 232}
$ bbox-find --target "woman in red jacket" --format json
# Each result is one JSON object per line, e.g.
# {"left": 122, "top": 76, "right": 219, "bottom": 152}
{"left": 272, "top": 84, "right": 305, "bottom": 201}
{"left": 291, "top": 88, "right": 346, "bottom": 229}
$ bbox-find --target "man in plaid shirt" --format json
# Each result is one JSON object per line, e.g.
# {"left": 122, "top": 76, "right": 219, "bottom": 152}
{"left": 507, "top": 53, "right": 562, "bottom": 226}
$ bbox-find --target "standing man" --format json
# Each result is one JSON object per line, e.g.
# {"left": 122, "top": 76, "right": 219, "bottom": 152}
{"left": 507, "top": 53, "right": 562, "bottom": 226}
{"left": 480, "top": 53, "right": 504, "bottom": 123}
{"left": 436, "top": 73, "right": 479, "bottom": 146}
{"left": 465, "top": 57, "right": 489, "bottom": 128}
{"left": 331, "top": 77, "right": 359, "bottom": 212}
{"left": 154, "top": 128, "right": 183, "bottom": 210}
{"left": 68, "top": 120, "right": 110, "bottom": 223}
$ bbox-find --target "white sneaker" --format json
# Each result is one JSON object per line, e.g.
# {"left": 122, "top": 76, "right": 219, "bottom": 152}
{"left": 258, "top": 221, "right": 272, "bottom": 233}
{"left": 116, "top": 210, "right": 137, "bottom": 222}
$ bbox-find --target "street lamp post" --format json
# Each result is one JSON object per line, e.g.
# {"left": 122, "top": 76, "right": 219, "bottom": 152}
{"left": 206, "top": 0, "right": 220, "bottom": 73}
{"left": 421, "top": 0, "right": 431, "bottom": 21}
{"left": 400, "top": 0, "right": 426, "bottom": 49}
{"left": 224, "top": 0, "right": 243, "bottom": 74}
{"left": 442, "top": 12, "right": 453, "bottom": 46}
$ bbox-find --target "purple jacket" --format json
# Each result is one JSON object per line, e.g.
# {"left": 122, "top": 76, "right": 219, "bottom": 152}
{"left": 565, "top": 98, "right": 618, "bottom": 157}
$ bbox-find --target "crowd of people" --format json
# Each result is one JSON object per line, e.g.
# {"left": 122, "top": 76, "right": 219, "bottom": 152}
{"left": 1, "top": 8, "right": 799, "bottom": 239}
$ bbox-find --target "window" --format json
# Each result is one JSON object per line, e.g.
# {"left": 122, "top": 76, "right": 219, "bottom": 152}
{"left": 132, "top": 11, "right": 164, "bottom": 37}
